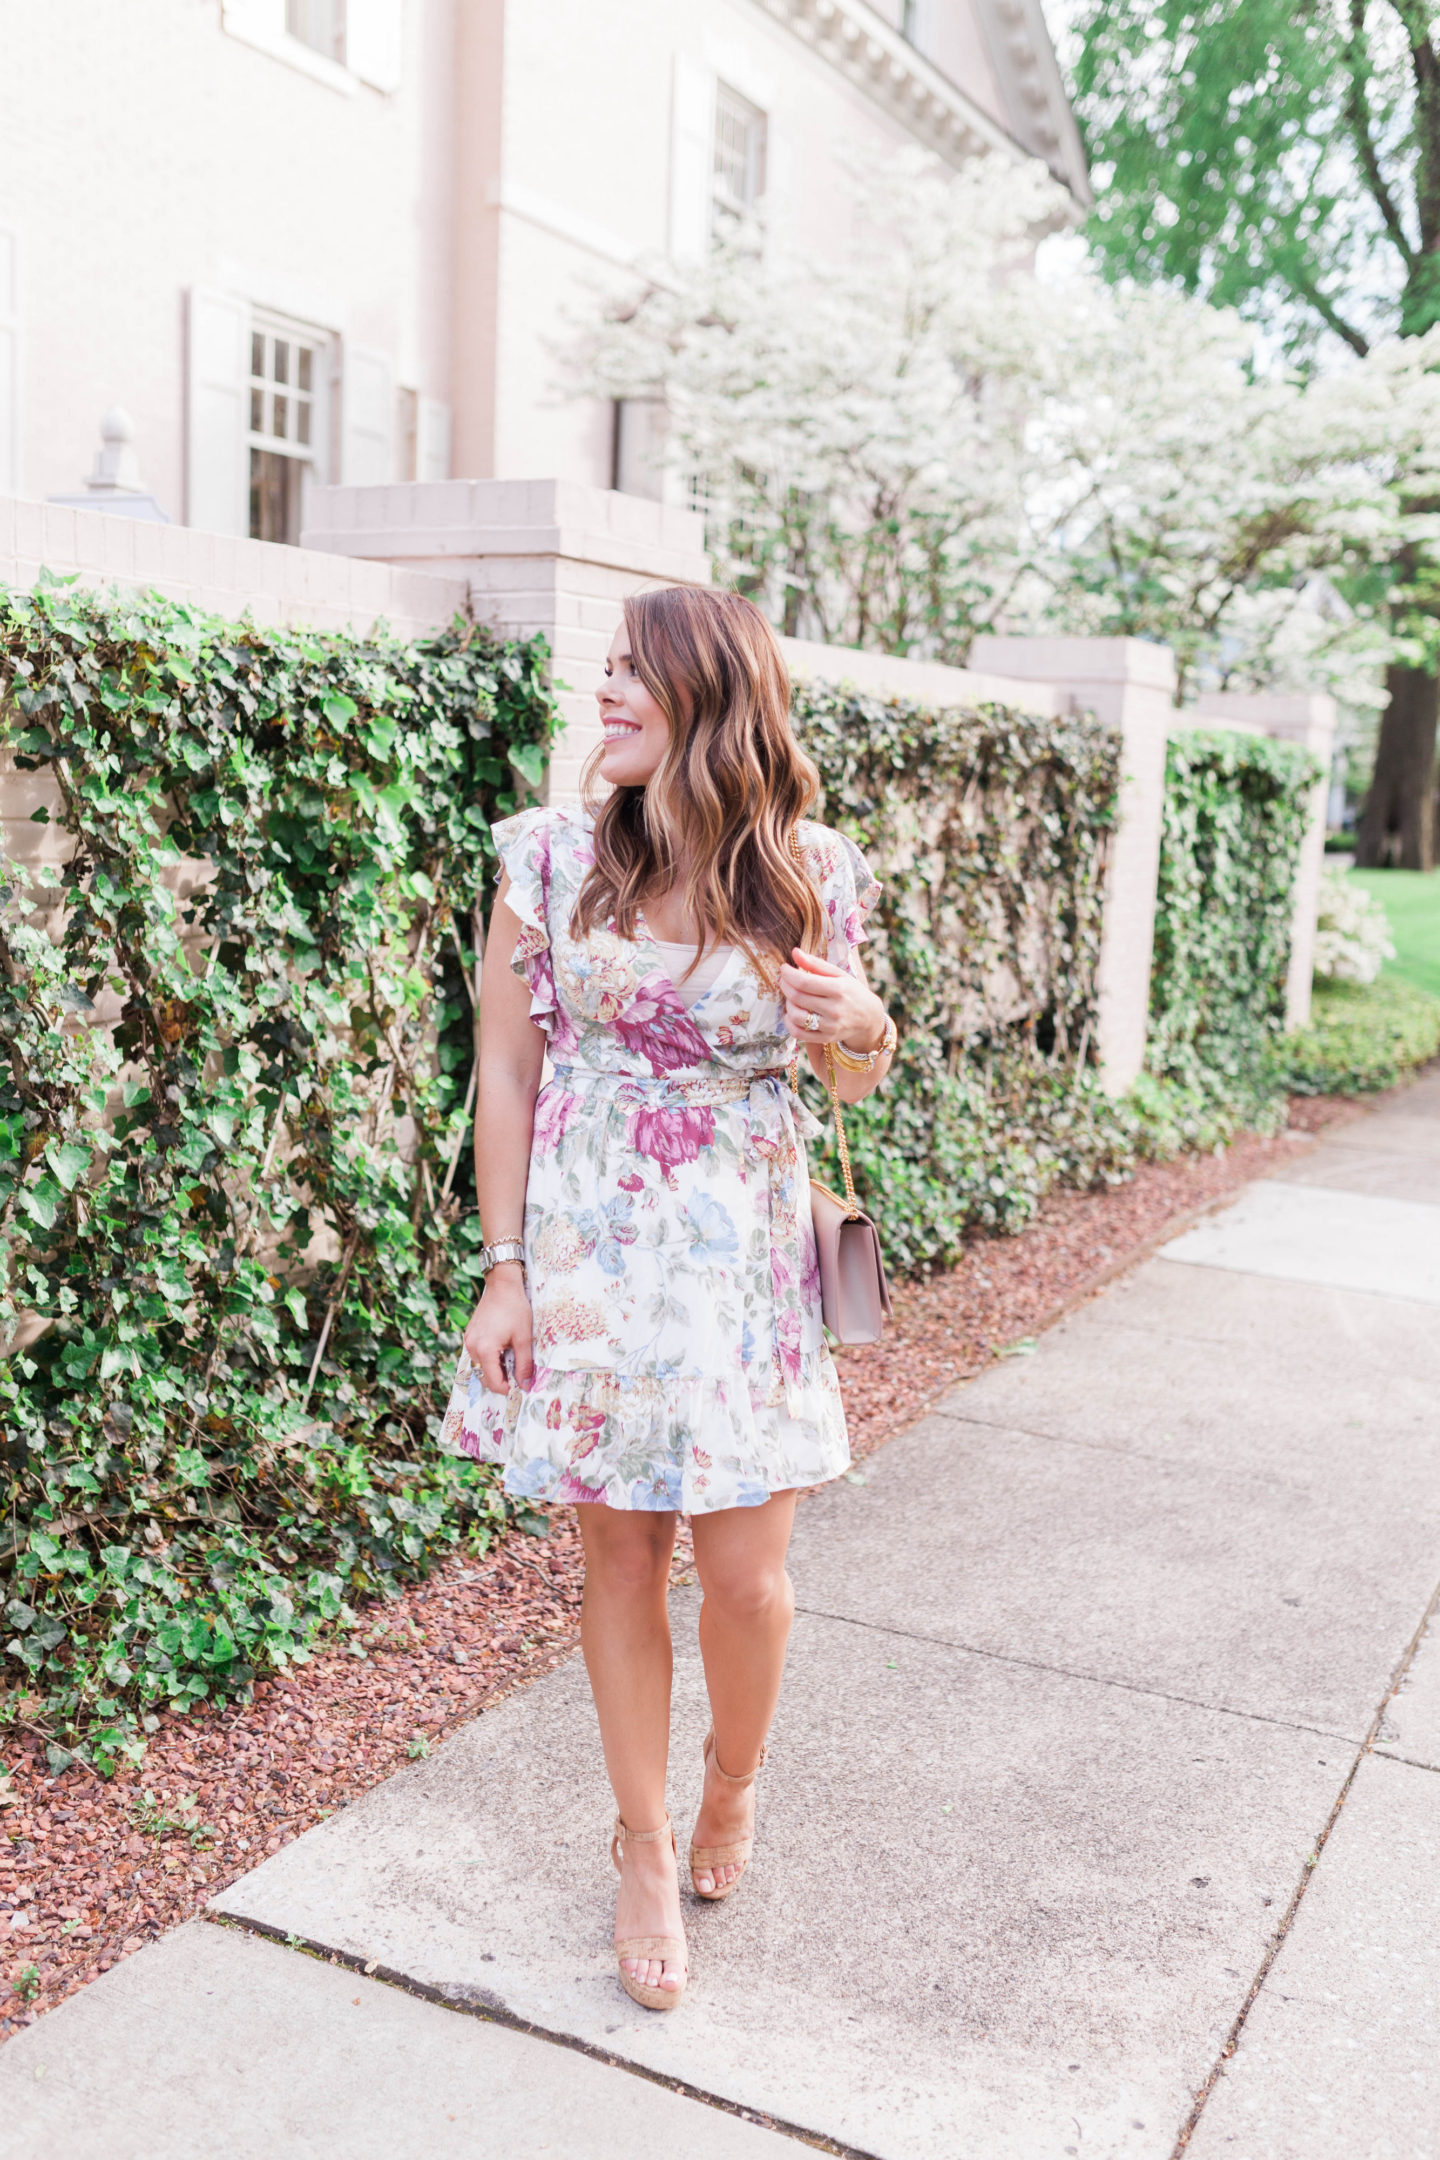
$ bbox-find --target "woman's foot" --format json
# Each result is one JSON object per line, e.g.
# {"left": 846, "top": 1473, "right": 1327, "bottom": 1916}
{"left": 690, "top": 1730, "right": 762, "bottom": 1897}
{"left": 613, "top": 1819, "right": 687, "bottom": 1998}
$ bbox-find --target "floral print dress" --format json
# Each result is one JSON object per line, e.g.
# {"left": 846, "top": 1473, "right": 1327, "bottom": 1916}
{"left": 436, "top": 805, "right": 881, "bottom": 1513}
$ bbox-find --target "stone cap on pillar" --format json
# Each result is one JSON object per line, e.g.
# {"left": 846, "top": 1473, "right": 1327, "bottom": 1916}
{"left": 301, "top": 478, "right": 710, "bottom": 588}
{"left": 970, "top": 634, "right": 1177, "bottom": 702}
{"left": 1191, "top": 689, "right": 1337, "bottom": 758}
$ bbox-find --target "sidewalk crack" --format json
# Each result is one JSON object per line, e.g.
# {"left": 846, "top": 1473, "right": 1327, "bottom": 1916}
{"left": 1167, "top": 1571, "right": 1440, "bottom": 2157}
{"left": 205, "top": 1909, "right": 885, "bottom": 2158}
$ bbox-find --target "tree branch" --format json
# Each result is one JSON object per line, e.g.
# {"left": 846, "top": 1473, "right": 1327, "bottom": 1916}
{"left": 1288, "top": 258, "right": 1371, "bottom": 357}
{"left": 1344, "top": 0, "right": 1416, "bottom": 267}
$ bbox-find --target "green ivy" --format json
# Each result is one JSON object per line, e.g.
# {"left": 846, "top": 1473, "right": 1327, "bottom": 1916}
{"left": 790, "top": 684, "right": 1148, "bottom": 1268}
{"left": 0, "top": 578, "right": 560, "bottom": 1771}
{"left": 1147, "top": 729, "right": 1320, "bottom": 1128}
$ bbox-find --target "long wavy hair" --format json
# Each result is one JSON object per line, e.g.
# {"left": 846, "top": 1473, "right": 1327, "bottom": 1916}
{"left": 571, "top": 586, "right": 825, "bottom": 973}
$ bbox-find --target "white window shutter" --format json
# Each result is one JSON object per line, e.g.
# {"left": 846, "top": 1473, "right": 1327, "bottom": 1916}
{"left": 345, "top": 0, "right": 404, "bottom": 91}
{"left": 0, "top": 229, "right": 17, "bottom": 497}
{"left": 186, "top": 286, "right": 251, "bottom": 535}
{"left": 670, "top": 57, "right": 713, "bottom": 262}
{"left": 415, "top": 397, "right": 450, "bottom": 483}
{"left": 341, "top": 347, "right": 395, "bottom": 483}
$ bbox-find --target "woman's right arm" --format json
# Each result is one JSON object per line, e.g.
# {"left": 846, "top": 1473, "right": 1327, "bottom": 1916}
{"left": 461, "top": 872, "right": 547, "bottom": 1391}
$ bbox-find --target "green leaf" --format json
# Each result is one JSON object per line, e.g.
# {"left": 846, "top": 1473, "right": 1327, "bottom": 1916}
{"left": 19, "top": 1176, "right": 62, "bottom": 1230}
{"left": 508, "top": 741, "right": 546, "bottom": 789}
{"left": 320, "top": 691, "right": 358, "bottom": 726}
{"left": 45, "top": 1140, "right": 92, "bottom": 1192}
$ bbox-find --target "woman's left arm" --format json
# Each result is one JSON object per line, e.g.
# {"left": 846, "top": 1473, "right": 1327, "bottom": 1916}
{"left": 777, "top": 947, "right": 895, "bottom": 1104}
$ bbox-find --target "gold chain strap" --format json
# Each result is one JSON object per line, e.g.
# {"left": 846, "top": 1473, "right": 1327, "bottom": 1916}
{"left": 787, "top": 830, "right": 862, "bottom": 1221}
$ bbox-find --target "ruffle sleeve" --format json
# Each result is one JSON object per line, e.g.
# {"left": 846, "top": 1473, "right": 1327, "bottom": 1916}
{"left": 492, "top": 805, "right": 571, "bottom": 1037}
{"left": 801, "top": 823, "right": 882, "bottom": 970}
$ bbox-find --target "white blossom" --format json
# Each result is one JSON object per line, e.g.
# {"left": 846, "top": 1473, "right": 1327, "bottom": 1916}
{"left": 1312, "top": 867, "right": 1395, "bottom": 985}
{"left": 571, "top": 149, "right": 1440, "bottom": 704}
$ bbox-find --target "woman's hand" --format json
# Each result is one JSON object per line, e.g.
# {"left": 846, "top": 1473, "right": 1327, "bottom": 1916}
{"left": 778, "top": 948, "right": 886, "bottom": 1052}
{"left": 462, "top": 1265, "right": 534, "bottom": 1393}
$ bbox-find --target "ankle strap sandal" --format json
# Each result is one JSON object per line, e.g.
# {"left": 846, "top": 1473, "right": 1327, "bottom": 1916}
{"left": 610, "top": 1814, "right": 688, "bottom": 2012}
{"left": 689, "top": 1727, "right": 766, "bottom": 1903}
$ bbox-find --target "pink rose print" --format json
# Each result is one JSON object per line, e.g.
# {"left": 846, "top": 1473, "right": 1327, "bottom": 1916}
{"left": 613, "top": 977, "right": 712, "bottom": 1074}
{"left": 626, "top": 1102, "right": 716, "bottom": 1177}
{"left": 618, "top": 1170, "right": 644, "bottom": 1192}
{"left": 770, "top": 1242, "right": 795, "bottom": 1293}
{"left": 532, "top": 1084, "right": 580, "bottom": 1152}
{"left": 801, "top": 1226, "right": 821, "bottom": 1303}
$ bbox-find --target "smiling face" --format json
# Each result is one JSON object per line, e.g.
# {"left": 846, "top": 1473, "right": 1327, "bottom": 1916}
{"left": 596, "top": 624, "right": 672, "bottom": 787}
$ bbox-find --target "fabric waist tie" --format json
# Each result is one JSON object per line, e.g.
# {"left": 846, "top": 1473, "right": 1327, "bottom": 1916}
{"left": 546, "top": 1063, "right": 824, "bottom": 1141}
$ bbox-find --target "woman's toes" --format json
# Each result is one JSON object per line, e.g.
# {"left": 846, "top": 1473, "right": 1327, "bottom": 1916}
{"left": 695, "top": 1870, "right": 714, "bottom": 1893}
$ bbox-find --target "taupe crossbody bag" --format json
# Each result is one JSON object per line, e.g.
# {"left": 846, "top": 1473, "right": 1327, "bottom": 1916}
{"left": 787, "top": 834, "right": 892, "bottom": 1345}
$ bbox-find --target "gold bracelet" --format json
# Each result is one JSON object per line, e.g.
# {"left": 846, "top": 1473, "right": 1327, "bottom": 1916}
{"left": 830, "top": 1014, "right": 897, "bottom": 1073}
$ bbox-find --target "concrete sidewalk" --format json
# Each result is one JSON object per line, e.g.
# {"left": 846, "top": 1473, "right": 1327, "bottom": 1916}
{"left": 4, "top": 1075, "right": 1439, "bottom": 2158}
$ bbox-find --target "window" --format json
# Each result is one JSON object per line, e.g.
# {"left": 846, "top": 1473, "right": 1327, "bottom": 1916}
{"left": 286, "top": 0, "right": 345, "bottom": 61}
{"left": 248, "top": 319, "right": 324, "bottom": 543}
{"left": 712, "top": 83, "right": 766, "bottom": 233}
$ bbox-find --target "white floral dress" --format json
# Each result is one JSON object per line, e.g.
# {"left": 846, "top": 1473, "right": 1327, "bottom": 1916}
{"left": 436, "top": 806, "right": 881, "bottom": 1513}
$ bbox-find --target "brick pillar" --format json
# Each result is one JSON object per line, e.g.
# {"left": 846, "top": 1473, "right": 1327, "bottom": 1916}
{"left": 971, "top": 635, "right": 1176, "bottom": 1096}
{"left": 1193, "top": 690, "right": 1338, "bottom": 1031}
{"left": 300, "top": 480, "right": 710, "bottom": 803}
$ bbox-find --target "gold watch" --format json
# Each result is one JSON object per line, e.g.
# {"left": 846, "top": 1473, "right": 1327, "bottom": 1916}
{"left": 830, "top": 1014, "right": 898, "bottom": 1074}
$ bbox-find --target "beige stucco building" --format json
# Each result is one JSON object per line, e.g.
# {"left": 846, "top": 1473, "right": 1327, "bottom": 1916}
{"left": 0, "top": 0, "right": 1084, "bottom": 538}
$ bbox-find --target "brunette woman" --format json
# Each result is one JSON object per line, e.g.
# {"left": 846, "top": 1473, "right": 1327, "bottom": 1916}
{"left": 439, "top": 586, "right": 894, "bottom": 2010}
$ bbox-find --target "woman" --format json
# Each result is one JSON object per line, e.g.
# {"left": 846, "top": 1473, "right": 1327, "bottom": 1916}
{"left": 439, "top": 586, "right": 894, "bottom": 2011}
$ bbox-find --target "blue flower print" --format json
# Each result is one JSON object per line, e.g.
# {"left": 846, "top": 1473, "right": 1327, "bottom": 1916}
{"left": 684, "top": 1192, "right": 739, "bottom": 1261}
{"left": 574, "top": 1191, "right": 638, "bottom": 1276}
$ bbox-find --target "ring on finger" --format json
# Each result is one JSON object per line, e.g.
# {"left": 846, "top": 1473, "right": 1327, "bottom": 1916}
{"left": 805, "top": 1010, "right": 821, "bottom": 1033}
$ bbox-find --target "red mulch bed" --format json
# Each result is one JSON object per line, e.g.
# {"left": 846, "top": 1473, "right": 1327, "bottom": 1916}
{"left": 0, "top": 1094, "right": 1359, "bottom": 2037}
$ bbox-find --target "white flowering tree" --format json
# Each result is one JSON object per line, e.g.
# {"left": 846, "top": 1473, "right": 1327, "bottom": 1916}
{"left": 575, "top": 149, "right": 1440, "bottom": 709}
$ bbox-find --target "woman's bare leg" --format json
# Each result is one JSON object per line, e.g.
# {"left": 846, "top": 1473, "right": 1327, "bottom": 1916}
{"left": 577, "top": 1503, "right": 684, "bottom": 1994}
{"left": 689, "top": 1491, "right": 798, "bottom": 1893}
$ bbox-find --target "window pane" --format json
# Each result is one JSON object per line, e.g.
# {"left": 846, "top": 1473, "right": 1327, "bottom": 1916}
{"left": 250, "top": 447, "right": 304, "bottom": 545}
{"left": 714, "top": 85, "right": 766, "bottom": 212}
{"left": 251, "top": 330, "right": 265, "bottom": 380}
{"left": 287, "top": 0, "right": 345, "bottom": 61}
{"left": 296, "top": 399, "right": 312, "bottom": 446}
{"left": 274, "top": 340, "right": 289, "bottom": 386}
{"left": 273, "top": 395, "right": 288, "bottom": 440}
{"left": 298, "top": 346, "right": 313, "bottom": 393}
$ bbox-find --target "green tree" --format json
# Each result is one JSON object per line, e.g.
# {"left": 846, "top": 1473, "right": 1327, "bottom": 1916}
{"left": 1070, "top": 0, "right": 1440, "bottom": 870}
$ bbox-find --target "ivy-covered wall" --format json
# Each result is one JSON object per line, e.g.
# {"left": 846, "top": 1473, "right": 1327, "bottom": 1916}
{"left": 0, "top": 581, "right": 559, "bottom": 1770}
{"left": 1148, "top": 730, "right": 1321, "bottom": 1119}
{"left": 791, "top": 684, "right": 1141, "bottom": 1270}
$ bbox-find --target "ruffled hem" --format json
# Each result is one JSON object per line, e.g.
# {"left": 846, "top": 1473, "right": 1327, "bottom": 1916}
{"left": 437, "top": 1357, "right": 850, "bottom": 1513}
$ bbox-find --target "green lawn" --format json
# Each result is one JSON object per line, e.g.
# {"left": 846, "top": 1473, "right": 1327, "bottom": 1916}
{"left": 1348, "top": 868, "right": 1440, "bottom": 1000}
